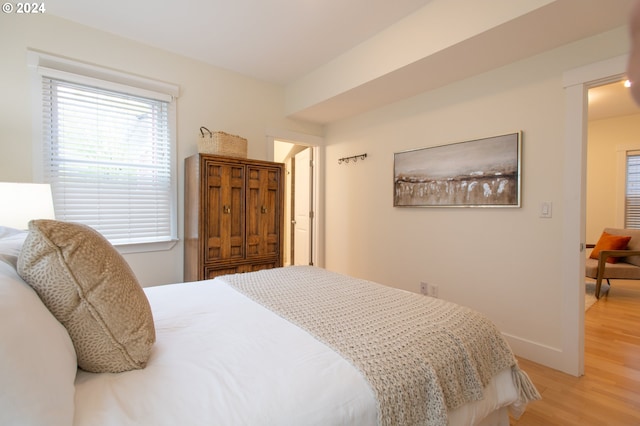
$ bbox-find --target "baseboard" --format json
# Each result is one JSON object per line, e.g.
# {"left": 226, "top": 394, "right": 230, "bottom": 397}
{"left": 502, "top": 332, "right": 576, "bottom": 376}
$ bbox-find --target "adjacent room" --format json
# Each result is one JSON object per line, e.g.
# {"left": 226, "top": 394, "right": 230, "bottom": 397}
{"left": 1, "top": 0, "right": 639, "bottom": 424}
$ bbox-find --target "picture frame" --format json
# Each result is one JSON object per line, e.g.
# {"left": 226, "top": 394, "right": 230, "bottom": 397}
{"left": 393, "top": 132, "right": 522, "bottom": 207}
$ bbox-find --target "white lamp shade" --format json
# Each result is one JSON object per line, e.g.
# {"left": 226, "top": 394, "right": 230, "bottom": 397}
{"left": 0, "top": 182, "right": 56, "bottom": 230}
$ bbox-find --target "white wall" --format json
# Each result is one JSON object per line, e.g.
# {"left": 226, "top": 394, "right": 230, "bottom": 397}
{"left": 322, "top": 27, "right": 630, "bottom": 371}
{"left": 0, "top": 13, "right": 322, "bottom": 286}
{"left": 587, "top": 113, "right": 640, "bottom": 242}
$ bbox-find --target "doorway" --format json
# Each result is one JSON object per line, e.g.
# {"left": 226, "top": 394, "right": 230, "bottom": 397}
{"left": 586, "top": 80, "right": 640, "bottom": 240}
{"left": 270, "top": 134, "right": 322, "bottom": 268}
{"left": 563, "top": 54, "right": 629, "bottom": 376}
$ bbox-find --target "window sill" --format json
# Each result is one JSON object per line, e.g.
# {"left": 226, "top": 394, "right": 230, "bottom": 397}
{"left": 114, "top": 239, "right": 179, "bottom": 255}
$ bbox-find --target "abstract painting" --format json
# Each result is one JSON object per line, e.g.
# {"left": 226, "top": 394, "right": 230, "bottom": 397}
{"left": 394, "top": 132, "right": 522, "bottom": 207}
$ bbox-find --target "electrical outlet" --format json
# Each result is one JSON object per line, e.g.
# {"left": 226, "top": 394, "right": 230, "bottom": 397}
{"left": 420, "top": 281, "right": 428, "bottom": 295}
{"left": 428, "top": 284, "right": 439, "bottom": 298}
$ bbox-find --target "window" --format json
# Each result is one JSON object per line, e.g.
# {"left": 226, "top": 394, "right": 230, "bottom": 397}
{"left": 30, "top": 52, "right": 179, "bottom": 252}
{"left": 625, "top": 150, "right": 640, "bottom": 228}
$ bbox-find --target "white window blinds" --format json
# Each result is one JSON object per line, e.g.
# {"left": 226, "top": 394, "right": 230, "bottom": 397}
{"left": 41, "top": 77, "right": 176, "bottom": 246}
{"left": 625, "top": 150, "right": 640, "bottom": 229}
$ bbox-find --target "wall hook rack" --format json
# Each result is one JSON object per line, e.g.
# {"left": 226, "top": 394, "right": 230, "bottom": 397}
{"left": 338, "top": 153, "right": 367, "bottom": 164}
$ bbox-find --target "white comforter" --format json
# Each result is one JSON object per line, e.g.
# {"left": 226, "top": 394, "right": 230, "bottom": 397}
{"left": 73, "top": 277, "right": 518, "bottom": 425}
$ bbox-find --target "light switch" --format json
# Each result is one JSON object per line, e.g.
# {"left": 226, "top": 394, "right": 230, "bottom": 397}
{"left": 540, "top": 202, "right": 552, "bottom": 218}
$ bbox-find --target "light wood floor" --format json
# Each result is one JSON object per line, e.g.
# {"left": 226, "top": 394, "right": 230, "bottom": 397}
{"left": 510, "top": 280, "right": 640, "bottom": 425}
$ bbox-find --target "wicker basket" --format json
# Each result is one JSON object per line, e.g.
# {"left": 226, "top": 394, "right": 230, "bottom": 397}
{"left": 198, "top": 127, "right": 247, "bottom": 158}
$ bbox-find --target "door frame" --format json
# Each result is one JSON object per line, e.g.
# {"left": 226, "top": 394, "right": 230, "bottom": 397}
{"left": 267, "top": 129, "right": 324, "bottom": 268}
{"left": 562, "top": 53, "right": 628, "bottom": 376}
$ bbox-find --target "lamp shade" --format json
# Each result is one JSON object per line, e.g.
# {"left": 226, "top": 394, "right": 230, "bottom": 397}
{"left": 0, "top": 182, "right": 55, "bottom": 230}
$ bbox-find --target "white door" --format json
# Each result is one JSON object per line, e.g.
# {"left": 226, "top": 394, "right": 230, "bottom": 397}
{"left": 294, "top": 148, "right": 312, "bottom": 265}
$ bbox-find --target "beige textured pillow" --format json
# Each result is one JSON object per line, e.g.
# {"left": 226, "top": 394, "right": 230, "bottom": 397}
{"left": 17, "top": 220, "right": 155, "bottom": 373}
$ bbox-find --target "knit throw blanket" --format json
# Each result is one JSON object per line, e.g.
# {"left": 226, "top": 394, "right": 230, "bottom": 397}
{"left": 220, "top": 266, "right": 540, "bottom": 426}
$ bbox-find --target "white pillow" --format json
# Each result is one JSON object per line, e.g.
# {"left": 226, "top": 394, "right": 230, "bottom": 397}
{"left": 0, "top": 226, "right": 25, "bottom": 239}
{"left": 0, "top": 226, "right": 27, "bottom": 268}
{"left": 0, "top": 247, "right": 77, "bottom": 425}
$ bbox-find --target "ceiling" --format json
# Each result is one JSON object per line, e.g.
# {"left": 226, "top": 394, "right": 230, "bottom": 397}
{"left": 44, "top": 0, "right": 433, "bottom": 85}
{"left": 45, "top": 0, "right": 637, "bottom": 123}
{"left": 588, "top": 80, "right": 640, "bottom": 121}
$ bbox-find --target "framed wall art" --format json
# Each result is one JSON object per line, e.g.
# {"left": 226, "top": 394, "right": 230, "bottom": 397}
{"left": 393, "top": 132, "right": 522, "bottom": 207}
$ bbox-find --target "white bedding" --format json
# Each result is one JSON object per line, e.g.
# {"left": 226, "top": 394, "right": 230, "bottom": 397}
{"left": 0, "top": 224, "right": 532, "bottom": 426}
{"left": 74, "top": 279, "right": 378, "bottom": 426}
{"left": 74, "top": 278, "right": 519, "bottom": 426}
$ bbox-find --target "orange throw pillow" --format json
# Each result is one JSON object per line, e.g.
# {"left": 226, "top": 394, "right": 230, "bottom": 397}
{"left": 589, "top": 231, "right": 631, "bottom": 264}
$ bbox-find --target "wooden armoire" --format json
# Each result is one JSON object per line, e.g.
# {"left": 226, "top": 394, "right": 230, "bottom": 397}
{"left": 184, "top": 154, "right": 284, "bottom": 282}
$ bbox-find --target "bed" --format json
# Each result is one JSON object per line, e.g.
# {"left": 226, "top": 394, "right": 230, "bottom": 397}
{"left": 0, "top": 221, "right": 539, "bottom": 426}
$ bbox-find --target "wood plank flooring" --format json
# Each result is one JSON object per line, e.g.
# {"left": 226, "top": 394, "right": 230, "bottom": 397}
{"left": 510, "top": 280, "right": 640, "bottom": 425}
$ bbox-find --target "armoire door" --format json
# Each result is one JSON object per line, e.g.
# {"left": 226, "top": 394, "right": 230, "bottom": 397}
{"left": 204, "top": 159, "right": 245, "bottom": 263}
{"left": 246, "top": 165, "right": 281, "bottom": 258}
